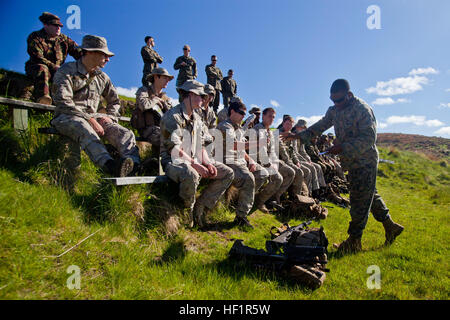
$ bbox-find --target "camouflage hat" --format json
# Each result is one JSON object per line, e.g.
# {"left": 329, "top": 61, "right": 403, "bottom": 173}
{"left": 81, "top": 35, "right": 114, "bottom": 56}
{"left": 249, "top": 107, "right": 261, "bottom": 114}
{"left": 146, "top": 67, "right": 174, "bottom": 82}
{"left": 39, "top": 12, "right": 63, "bottom": 27}
{"left": 177, "top": 80, "right": 207, "bottom": 96}
{"left": 295, "top": 119, "right": 307, "bottom": 127}
{"left": 204, "top": 84, "right": 216, "bottom": 96}
{"left": 230, "top": 96, "right": 243, "bottom": 104}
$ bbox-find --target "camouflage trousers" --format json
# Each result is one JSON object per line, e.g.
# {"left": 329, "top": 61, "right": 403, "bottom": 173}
{"left": 139, "top": 125, "right": 161, "bottom": 155}
{"left": 274, "top": 160, "right": 296, "bottom": 200}
{"left": 299, "top": 163, "right": 312, "bottom": 195}
{"left": 301, "top": 161, "right": 326, "bottom": 191}
{"left": 222, "top": 94, "right": 233, "bottom": 108}
{"left": 285, "top": 163, "right": 305, "bottom": 197}
{"left": 228, "top": 163, "right": 269, "bottom": 217}
{"left": 164, "top": 161, "right": 234, "bottom": 210}
{"left": 25, "top": 63, "right": 54, "bottom": 98}
{"left": 347, "top": 164, "right": 391, "bottom": 238}
{"left": 51, "top": 114, "right": 140, "bottom": 168}
{"left": 210, "top": 89, "right": 221, "bottom": 113}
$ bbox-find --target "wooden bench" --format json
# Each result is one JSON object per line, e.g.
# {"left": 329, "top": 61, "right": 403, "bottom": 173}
{"left": 0, "top": 96, "right": 130, "bottom": 130}
{"left": 1, "top": 96, "right": 166, "bottom": 185}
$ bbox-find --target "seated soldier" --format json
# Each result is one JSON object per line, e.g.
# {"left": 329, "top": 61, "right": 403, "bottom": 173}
{"left": 294, "top": 120, "right": 327, "bottom": 198}
{"left": 51, "top": 35, "right": 140, "bottom": 177}
{"left": 217, "top": 96, "right": 243, "bottom": 124}
{"left": 160, "top": 80, "right": 234, "bottom": 228}
{"left": 24, "top": 12, "right": 82, "bottom": 105}
{"left": 199, "top": 84, "right": 218, "bottom": 130}
{"left": 242, "top": 106, "right": 261, "bottom": 132}
{"left": 217, "top": 100, "right": 269, "bottom": 228}
{"left": 253, "top": 108, "right": 294, "bottom": 211}
{"left": 279, "top": 115, "right": 312, "bottom": 197}
{"left": 133, "top": 67, "right": 174, "bottom": 158}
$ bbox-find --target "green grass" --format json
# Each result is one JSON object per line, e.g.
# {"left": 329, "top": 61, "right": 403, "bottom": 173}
{"left": 0, "top": 110, "right": 449, "bottom": 299}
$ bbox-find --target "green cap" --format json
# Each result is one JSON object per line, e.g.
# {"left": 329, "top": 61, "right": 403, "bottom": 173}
{"left": 81, "top": 35, "right": 114, "bottom": 56}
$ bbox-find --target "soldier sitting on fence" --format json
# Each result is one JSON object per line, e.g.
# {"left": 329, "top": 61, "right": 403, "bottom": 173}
{"left": 132, "top": 67, "right": 174, "bottom": 160}
{"left": 51, "top": 35, "right": 140, "bottom": 177}
{"left": 23, "top": 12, "right": 82, "bottom": 105}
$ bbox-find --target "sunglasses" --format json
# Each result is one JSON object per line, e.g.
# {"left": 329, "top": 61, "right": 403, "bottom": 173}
{"left": 236, "top": 109, "right": 246, "bottom": 116}
{"left": 331, "top": 95, "right": 347, "bottom": 104}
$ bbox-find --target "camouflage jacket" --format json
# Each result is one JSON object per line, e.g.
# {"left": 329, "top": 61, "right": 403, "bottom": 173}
{"left": 195, "top": 107, "right": 216, "bottom": 146}
{"left": 297, "top": 96, "right": 379, "bottom": 170}
{"left": 136, "top": 84, "right": 172, "bottom": 116}
{"left": 160, "top": 102, "right": 204, "bottom": 168}
{"left": 221, "top": 76, "right": 237, "bottom": 97}
{"left": 217, "top": 119, "right": 247, "bottom": 166}
{"left": 25, "top": 28, "right": 82, "bottom": 73}
{"left": 173, "top": 55, "right": 197, "bottom": 87}
{"left": 141, "top": 45, "right": 163, "bottom": 74}
{"left": 52, "top": 59, "right": 121, "bottom": 121}
{"left": 253, "top": 123, "right": 278, "bottom": 167}
{"left": 279, "top": 128, "right": 300, "bottom": 165}
{"left": 205, "top": 64, "right": 223, "bottom": 90}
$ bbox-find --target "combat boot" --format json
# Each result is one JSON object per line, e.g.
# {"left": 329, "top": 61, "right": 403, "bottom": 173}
{"left": 333, "top": 235, "right": 362, "bottom": 254}
{"left": 382, "top": 217, "right": 404, "bottom": 245}
{"left": 233, "top": 216, "right": 254, "bottom": 229}
{"left": 117, "top": 157, "right": 134, "bottom": 177}
{"left": 253, "top": 196, "right": 270, "bottom": 214}
{"left": 193, "top": 203, "right": 206, "bottom": 228}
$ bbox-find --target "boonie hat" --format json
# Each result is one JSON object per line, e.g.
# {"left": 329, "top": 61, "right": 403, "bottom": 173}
{"left": 81, "top": 35, "right": 114, "bottom": 56}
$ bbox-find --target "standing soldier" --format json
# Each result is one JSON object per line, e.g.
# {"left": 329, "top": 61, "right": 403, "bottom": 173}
{"left": 24, "top": 12, "right": 82, "bottom": 105}
{"left": 51, "top": 35, "right": 140, "bottom": 177}
{"left": 221, "top": 69, "right": 237, "bottom": 108}
{"left": 133, "top": 67, "right": 174, "bottom": 159}
{"left": 160, "top": 80, "right": 234, "bottom": 228}
{"left": 217, "top": 100, "right": 269, "bottom": 228}
{"left": 205, "top": 55, "right": 223, "bottom": 113}
{"left": 174, "top": 45, "right": 197, "bottom": 101}
{"left": 282, "top": 79, "right": 404, "bottom": 253}
{"left": 141, "top": 36, "right": 163, "bottom": 86}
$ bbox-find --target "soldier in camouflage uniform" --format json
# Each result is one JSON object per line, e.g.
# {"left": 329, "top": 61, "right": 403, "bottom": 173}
{"left": 253, "top": 108, "right": 294, "bottom": 212}
{"left": 278, "top": 116, "right": 312, "bottom": 197}
{"left": 174, "top": 45, "right": 197, "bottom": 101}
{"left": 205, "top": 55, "right": 223, "bottom": 113}
{"left": 133, "top": 67, "right": 174, "bottom": 158}
{"left": 293, "top": 120, "right": 327, "bottom": 198}
{"left": 221, "top": 69, "right": 237, "bottom": 108}
{"left": 141, "top": 36, "right": 163, "bottom": 86}
{"left": 51, "top": 35, "right": 140, "bottom": 177}
{"left": 217, "top": 100, "right": 269, "bottom": 228}
{"left": 282, "top": 79, "right": 404, "bottom": 253}
{"left": 160, "top": 80, "right": 234, "bottom": 228}
{"left": 24, "top": 12, "right": 82, "bottom": 105}
{"left": 197, "top": 84, "right": 218, "bottom": 147}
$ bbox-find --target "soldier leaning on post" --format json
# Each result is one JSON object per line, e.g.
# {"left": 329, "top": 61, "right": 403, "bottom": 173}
{"left": 281, "top": 79, "right": 404, "bottom": 253}
{"left": 51, "top": 35, "right": 140, "bottom": 177}
{"left": 252, "top": 108, "right": 294, "bottom": 212}
{"left": 23, "top": 12, "right": 82, "bottom": 105}
{"left": 217, "top": 100, "right": 270, "bottom": 228}
{"left": 133, "top": 67, "right": 174, "bottom": 159}
{"left": 205, "top": 55, "right": 223, "bottom": 113}
{"left": 221, "top": 69, "right": 237, "bottom": 108}
{"left": 174, "top": 45, "right": 197, "bottom": 102}
{"left": 141, "top": 36, "right": 163, "bottom": 86}
{"left": 160, "top": 80, "right": 234, "bottom": 228}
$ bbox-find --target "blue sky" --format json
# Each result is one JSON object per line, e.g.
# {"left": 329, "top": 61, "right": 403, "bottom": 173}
{"left": 1, "top": 0, "right": 449, "bottom": 137}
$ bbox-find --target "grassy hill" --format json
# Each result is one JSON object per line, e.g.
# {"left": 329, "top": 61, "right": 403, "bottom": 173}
{"left": 0, "top": 105, "right": 449, "bottom": 300}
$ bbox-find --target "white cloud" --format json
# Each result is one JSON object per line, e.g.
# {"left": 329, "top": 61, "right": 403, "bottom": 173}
{"left": 366, "top": 76, "right": 429, "bottom": 96}
{"left": 295, "top": 115, "right": 324, "bottom": 126}
{"left": 434, "top": 126, "right": 450, "bottom": 136}
{"left": 386, "top": 115, "right": 444, "bottom": 127}
{"left": 372, "top": 97, "right": 410, "bottom": 105}
{"left": 408, "top": 67, "right": 439, "bottom": 76}
{"left": 116, "top": 86, "right": 138, "bottom": 98}
{"left": 270, "top": 100, "right": 280, "bottom": 108}
{"left": 438, "top": 102, "right": 450, "bottom": 109}
{"left": 377, "top": 122, "right": 388, "bottom": 129}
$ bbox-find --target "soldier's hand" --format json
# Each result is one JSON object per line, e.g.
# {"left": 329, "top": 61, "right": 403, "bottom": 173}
{"left": 181, "top": 62, "right": 187, "bottom": 67}
{"left": 98, "top": 116, "right": 113, "bottom": 126}
{"left": 192, "top": 163, "right": 210, "bottom": 178}
{"left": 88, "top": 118, "right": 105, "bottom": 136}
{"left": 206, "top": 163, "right": 218, "bottom": 178}
{"left": 280, "top": 131, "right": 295, "bottom": 141}
{"left": 249, "top": 162, "right": 257, "bottom": 173}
